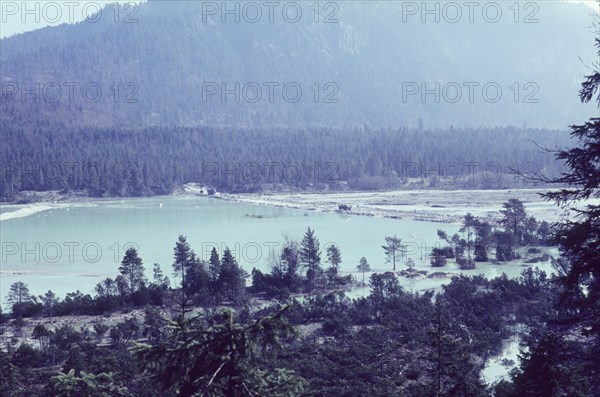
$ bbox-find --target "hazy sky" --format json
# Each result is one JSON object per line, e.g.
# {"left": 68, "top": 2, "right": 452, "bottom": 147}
{"left": 0, "top": 0, "right": 597, "bottom": 39}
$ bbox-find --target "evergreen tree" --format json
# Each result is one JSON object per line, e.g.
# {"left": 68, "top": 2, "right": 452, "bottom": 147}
{"left": 281, "top": 241, "right": 301, "bottom": 290}
{"left": 357, "top": 257, "right": 371, "bottom": 285}
{"left": 52, "top": 369, "right": 134, "bottom": 397}
{"left": 539, "top": 35, "right": 600, "bottom": 393}
{"left": 511, "top": 332, "right": 589, "bottom": 397}
{"left": 382, "top": 235, "right": 405, "bottom": 271}
{"left": 430, "top": 248, "right": 448, "bottom": 267}
{"left": 132, "top": 306, "right": 306, "bottom": 397}
{"left": 299, "top": 227, "right": 322, "bottom": 290}
{"left": 544, "top": 41, "right": 600, "bottom": 294}
{"left": 5, "top": 281, "right": 31, "bottom": 306}
{"left": 537, "top": 221, "right": 551, "bottom": 245}
{"left": 427, "top": 300, "right": 487, "bottom": 397}
{"left": 325, "top": 244, "right": 342, "bottom": 282}
{"left": 208, "top": 247, "right": 221, "bottom": 287}
{"left": 369, "top": 272, "right": 401, "bottom": 309}
{"left": 185, "top": 253, "right": 210, "bottom": 298}
{"left": 218, "top": 248, "right": 247, "bottom": 305}
{"left": 524, "top": 216, "right": 540, "bottom": 245}
{"left": 152, "top": 263, "right": 170, "bottom": 289}
{"left": 39, "top": 290, "right": 59, "bottom": 317}
{"left": 173, "top": 235, "right": 193, "bottom": 289}
{"left": 118, "top": 247, "right": 146, "bottom": 294}
{"left": 473, "top": 219, "right": 492, "bottom": 262}
{"left": 500, "top": 199, "right": 528, "bottom": 248}
{"left": 495, "top": 231, "right": 517, "bottom": 262}
{"left": 115, "top": 276, "right": 129, "bottom": 299}
{"left": 460, "top": 213, "right": 476, "bottom": 263}
{"left": 0, "top": 351, "right": 22, "bottom": 396}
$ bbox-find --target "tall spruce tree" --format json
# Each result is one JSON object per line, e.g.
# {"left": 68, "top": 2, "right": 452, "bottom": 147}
{"left": 299, "top": 228, "right": 322, "bottom": 291}
{"left": 541, "top": 35, "right": 600, "bottom": 392}
{"left": 218, "top": 248, "right": 247, "bottom": 305}
{"left": 510, "top": 33, "right": 600, "bottom": 396}
{"left": 173, "top": 235, "right": 193, "bottom": 289}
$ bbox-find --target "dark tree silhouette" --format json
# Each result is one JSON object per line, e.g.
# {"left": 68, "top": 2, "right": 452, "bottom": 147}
{"left": 300, "top": 228, "right": 322, "bottom": 290}
{"left": 544, "top": 37, "right": 600, "bottom": 326}
{"left": 517, "top": 35, "right": 600, "bottom": 395}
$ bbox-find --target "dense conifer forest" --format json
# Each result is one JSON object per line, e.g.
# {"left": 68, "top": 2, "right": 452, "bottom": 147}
{"left": 0, "top": 123, "right": 569, "bottom": 200}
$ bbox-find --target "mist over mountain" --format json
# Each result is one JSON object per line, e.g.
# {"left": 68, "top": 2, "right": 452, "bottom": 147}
{"left": 0, "top": 0, "right": 596, "bottom": 129}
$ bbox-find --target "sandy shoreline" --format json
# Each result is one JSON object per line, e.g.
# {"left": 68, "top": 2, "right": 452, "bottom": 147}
{"left": 1, "top": 186, "right": 572, "bottom": 224}
{"left": 218, "top": 188, "right": 567, "bottom": 224}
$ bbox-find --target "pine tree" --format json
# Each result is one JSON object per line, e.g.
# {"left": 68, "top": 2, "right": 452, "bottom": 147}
{"left": 357, "top": 257, "right": 371, "bottom": 285}
{"left": 460, "top": 213, "right": 476, "bottom": 263}
{"left": 500, "top": 199, "right": 528, "bottom": 249}
{"left": 544, "top": 37, "right": 600, "bottom": 313}
{"left": 382, "top": 235, "right": 405, "bottom": 271}
{"left": 118, "top": 247, "right": 146, "bottom": 294}
{"left": 325, "top": 244, "right": 342, "bottom": 283}
{"left": 39, "top": 290, "right": 59, "bottom": 317}
{"left": 5, "top": 281, "right": 31, "bottom": 306}
{"left": 152, "top": 263, "right": 170, "bottom": 289}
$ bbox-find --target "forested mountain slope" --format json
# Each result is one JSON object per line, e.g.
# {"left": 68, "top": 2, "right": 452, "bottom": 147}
{"left": 0, "top": 1, "right": 595, "bottom": 129}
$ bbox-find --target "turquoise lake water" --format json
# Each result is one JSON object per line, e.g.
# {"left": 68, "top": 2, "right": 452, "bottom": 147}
{"left": 0, "top": 196, "right": 552, "bottom": 304}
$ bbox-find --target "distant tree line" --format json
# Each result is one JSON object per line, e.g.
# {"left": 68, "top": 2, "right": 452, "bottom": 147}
{"left": 0, "top": 124, "right": 569, "bottom": 200}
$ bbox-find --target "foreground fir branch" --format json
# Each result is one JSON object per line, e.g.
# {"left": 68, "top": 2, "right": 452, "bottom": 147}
{"left": 131, "top": 305, "right": 307, "bottom": 397}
